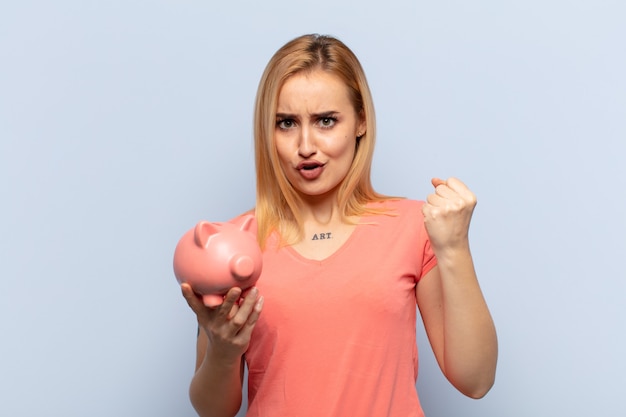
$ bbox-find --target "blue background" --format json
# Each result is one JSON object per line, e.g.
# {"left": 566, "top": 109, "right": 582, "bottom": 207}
{"left": 1, "top": 1, "right": 625, "bottom": 416}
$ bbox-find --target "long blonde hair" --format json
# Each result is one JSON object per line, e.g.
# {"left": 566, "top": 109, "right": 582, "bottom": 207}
{"left": 254, "top": 34, "right": 393, "bottom": 248}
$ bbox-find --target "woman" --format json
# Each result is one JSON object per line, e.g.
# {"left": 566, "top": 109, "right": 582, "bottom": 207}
{"left": 181, "top": 34, "right": 497, "bottom": 417}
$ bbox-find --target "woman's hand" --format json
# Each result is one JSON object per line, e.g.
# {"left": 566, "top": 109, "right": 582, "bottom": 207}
{"left": 422, "top": 177, "right": 477, "bottom": 255}
{"left": 181, "top": 284, "right": 263, "bottom": 364}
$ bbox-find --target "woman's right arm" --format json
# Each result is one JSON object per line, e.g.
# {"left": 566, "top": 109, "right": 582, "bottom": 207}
{"left": 182, "top": 284, "right": 264, "bottom": 417}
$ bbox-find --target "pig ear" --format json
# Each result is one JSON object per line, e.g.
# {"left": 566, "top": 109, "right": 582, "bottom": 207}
{"left": 239, "top": 215, "right": 256, "bottom": 233}
{"left": 194, "top": 221, "right": 220, "bottom": 248}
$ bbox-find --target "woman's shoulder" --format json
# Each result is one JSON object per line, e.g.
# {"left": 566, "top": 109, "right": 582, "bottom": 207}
{"left": 360, "top": 198, "right": 430, "bottom": 248}
{"left": 366, "top": 197, "right": 425, "bottom": 213}
{"left": 361, "top": 198, "right": 427, "bottom": 232}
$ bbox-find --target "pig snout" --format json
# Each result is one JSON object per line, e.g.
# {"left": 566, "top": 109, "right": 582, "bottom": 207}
{"left": 229, "top": 254, "right": 255, "bottom": 281}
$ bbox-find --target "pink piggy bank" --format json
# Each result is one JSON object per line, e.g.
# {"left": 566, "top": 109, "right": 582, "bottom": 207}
{"left": 173, "top": 215, "right": 262, "bottom": 307}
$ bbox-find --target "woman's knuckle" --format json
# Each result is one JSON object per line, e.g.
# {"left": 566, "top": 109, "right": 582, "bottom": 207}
{"left": 231, "top": 316, "right": 246, "bottom": 328}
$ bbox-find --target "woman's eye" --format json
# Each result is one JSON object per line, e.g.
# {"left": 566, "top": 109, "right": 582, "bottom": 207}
{"left": 319, "top": 117, "right": 336, "bottom": 128}
{"left": 277, "top": 119, "right": 294, "bottom": 129}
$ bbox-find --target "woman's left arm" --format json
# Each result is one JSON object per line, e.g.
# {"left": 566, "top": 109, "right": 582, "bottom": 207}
{"left": 416, "top": 177, "right": 498, "bottom": 399}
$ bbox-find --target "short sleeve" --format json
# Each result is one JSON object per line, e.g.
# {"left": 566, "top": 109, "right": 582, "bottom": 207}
{"left": 415, "top": 201, "right": 437, "bottom": 282}
{"left": 419, "top": 235, "right": 437, "bottom": 281}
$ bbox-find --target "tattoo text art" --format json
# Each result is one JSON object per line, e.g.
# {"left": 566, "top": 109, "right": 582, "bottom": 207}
{"left": 312, "top": 232, "right": 332, "bottom": 241}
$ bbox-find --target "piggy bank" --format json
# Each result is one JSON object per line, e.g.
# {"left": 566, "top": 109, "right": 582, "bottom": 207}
{"left": 173, "top": 215, "right": 262, "bottom": 307}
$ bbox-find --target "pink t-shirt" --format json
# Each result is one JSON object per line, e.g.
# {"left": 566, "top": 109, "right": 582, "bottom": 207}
{"left": 244, "top": 199, "right": 437, "bottom": 417}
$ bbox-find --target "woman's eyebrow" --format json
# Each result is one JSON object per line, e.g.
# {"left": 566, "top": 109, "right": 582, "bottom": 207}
{"left": 311, "top": 111, "right": 339, "bottom": 118}
{"left": 275, "top": 112, "right": 297, "bottom": 119}
{"left": 275, "top": 111, "right": 338, "bottom": 118}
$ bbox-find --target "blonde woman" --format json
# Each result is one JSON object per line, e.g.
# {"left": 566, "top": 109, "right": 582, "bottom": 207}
{"left": 181, "top": 34, "right": 497, "bottom": 417}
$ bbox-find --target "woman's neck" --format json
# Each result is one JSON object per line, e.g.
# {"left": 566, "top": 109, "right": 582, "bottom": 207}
{"left": 297, "top": 194, "right": 342, "bottom": 227}
{"left": 294, "top": 198, "right": 361, "bottom": 247}
{"left": 289, "top": 198, "right": 359, "bottom": 260}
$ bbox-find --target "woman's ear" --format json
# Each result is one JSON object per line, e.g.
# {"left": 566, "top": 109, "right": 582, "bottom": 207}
{"left": 357, "top": 109, "right": 366, "bottom": 138}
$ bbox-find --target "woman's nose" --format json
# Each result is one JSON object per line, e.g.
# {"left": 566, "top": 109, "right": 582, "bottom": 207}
{"left": 298, "top": 127, "right": 317, "bottom": 158}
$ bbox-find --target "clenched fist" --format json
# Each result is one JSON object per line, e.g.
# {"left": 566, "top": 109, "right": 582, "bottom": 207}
{"left": 422, "top": 177, "right": 477, "bottom": 255}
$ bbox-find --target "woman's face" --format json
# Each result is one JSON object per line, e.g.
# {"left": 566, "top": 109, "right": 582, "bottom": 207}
{"left": 274, "top": 69, "right": 365, "bottom": 201}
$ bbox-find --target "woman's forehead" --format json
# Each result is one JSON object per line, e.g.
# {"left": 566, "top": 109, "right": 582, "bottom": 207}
{"left": 276, "top": 70, "right": 353, "bottom": 113}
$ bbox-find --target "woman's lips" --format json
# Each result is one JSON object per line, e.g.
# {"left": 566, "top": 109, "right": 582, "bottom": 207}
{"left": 297, "top": 161, "right": 325, "bottom": 180}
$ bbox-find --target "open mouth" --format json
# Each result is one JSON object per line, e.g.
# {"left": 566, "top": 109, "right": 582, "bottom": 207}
{"left": 301, "top": 164, "right": 320, "bottom": 170}
{"left": 297, "top": 161, "right": 324, "bottom": 170}
{"left": 296, "top": 161, "right": 325, "bottom": 179}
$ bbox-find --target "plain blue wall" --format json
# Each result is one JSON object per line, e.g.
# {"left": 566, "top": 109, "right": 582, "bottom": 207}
{"left": 1, "top": 1, "right": 624, "bottom": 416}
